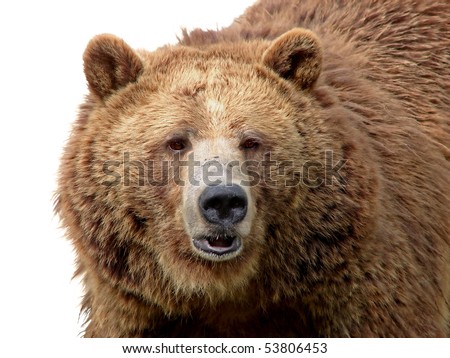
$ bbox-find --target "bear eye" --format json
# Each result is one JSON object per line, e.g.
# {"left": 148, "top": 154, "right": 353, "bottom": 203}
{"left": 241, "top": 138, "right": 259, "bottom": 150}
{"left": 168, "top": 139, "right": 187, "bottom": 152}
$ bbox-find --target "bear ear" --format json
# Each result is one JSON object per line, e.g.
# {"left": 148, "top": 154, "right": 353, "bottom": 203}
{"left": 83, "top": 34, "right": 143, "bottom": 100}
{"left": 262, "top": 28, "right": 322, "bottom": 90}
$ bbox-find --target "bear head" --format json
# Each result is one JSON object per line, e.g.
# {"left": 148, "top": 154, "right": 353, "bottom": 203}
{"left": 57, "top": 29, "right": 375, "bottom": 312}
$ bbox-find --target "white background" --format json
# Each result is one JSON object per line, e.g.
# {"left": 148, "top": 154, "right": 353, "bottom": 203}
{"left": 0, "top": 0, "right": 254, "bottom": 341}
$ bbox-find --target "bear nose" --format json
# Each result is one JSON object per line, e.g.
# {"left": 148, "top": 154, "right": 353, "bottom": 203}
{"left": 199, "top": 184, "right": 248, "bottom": 226}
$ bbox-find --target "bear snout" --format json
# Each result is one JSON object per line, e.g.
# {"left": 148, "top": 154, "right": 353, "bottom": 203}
{"left": 198, "top": 184, "right": 248, "bottom": 227}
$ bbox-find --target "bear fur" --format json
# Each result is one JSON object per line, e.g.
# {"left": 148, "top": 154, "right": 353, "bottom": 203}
{"left": 56, "top": 0, "right": 450, "bottom": 337}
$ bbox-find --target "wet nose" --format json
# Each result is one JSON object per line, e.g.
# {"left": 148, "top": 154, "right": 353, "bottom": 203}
{"left": 199, "top": 184, "right": 248, "bottom": 226}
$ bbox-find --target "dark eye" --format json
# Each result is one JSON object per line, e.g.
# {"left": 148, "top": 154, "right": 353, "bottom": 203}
{"left": 168, "top": 139, "right": 186, "bottom": 151}
{"left": 241, "top": 138, "right": 259, "bottom": 150}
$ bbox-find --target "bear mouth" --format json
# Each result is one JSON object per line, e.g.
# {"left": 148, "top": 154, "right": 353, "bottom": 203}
{"left": 193, "top": 234, "right": 242, "bottom": 259}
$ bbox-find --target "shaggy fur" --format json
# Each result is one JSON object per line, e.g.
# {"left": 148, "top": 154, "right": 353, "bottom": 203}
{"left": 56, "top": 0, "right": 450, "bottom": 337}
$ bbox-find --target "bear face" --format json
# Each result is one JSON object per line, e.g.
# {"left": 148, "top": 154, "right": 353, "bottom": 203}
{"left": 59, "top": 29, "right": 373, "bottom": 310}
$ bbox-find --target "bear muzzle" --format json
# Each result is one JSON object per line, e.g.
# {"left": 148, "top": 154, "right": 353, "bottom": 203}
{"left": 191, "top": 184, "right": 247, "bottom": 259}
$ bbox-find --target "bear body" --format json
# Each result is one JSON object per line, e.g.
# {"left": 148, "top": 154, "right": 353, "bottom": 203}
{"left": 56, "top": 0, "right": 450, "bottom": 337}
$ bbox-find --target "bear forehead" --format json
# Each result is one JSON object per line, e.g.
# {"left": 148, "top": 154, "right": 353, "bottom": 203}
{"left": 127, "top": 84, "right": 292, "bottom": 140}
{"left": 160, "top": 62, "right": 262, "bottom": 98}
{"left": 101, "top": 41, "right": 309, "bottom": 141}
{"left": 139, "top": 44, "right": 271, "bottom": 93}
{"left": 138, "top": 79, "right": 294, "bottom": 139}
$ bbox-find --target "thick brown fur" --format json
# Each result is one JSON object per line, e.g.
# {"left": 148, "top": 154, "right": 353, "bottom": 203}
{"left": 56, "top": 0, "right": 450, "bottom": 337}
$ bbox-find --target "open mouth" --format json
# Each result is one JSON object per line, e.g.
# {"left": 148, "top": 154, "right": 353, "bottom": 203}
{"left": 193, "top": 234, "right": 242, "bottom": 258}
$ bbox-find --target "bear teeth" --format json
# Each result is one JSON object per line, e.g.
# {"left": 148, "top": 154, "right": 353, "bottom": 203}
{"left": 207, "top": 235, "right": 234, "bottom": 248}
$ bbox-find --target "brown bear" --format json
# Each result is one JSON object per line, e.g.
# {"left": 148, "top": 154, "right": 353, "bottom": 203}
{"left": 55, "top": 0, "right": 450, "bottom": 337}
